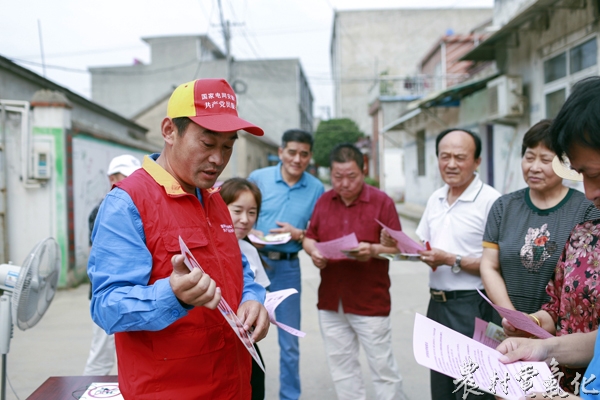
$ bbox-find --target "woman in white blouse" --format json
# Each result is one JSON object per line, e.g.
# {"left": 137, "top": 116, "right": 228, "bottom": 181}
{"left": 221, "top": 178, "right": 270, "bottom": 400}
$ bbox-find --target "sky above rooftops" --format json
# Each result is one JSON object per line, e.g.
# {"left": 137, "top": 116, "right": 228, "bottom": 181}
{"left": 0, "top": 0, "right": 493, "bottom": 120}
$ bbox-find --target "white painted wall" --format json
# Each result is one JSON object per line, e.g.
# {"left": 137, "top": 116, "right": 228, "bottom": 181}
{"left": 493, "top": 123, "right": 525, "bottom": 194}
{"left": 0, "top": 103, "right": 70, "bottom": 290}
{"left": 3, "top": 105, "right": 150, "bottom": 286}
{"left": 3, "top": 111, "right": 57, "bottom": 268}
{"left": 403, "top": 133, "right": 444, "bottom": 206}
{"left": 71, "top": 137, "right": 147, "bottom": 273}
{"left": 382, "top": 148, "right": 404, "bottom": 202}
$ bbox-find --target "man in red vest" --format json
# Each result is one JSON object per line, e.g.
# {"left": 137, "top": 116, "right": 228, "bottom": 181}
{"left": 88, "top": 79, "right": 269, "bottom": 399}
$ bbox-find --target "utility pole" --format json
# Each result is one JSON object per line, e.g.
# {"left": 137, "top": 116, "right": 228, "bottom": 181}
{"left": 217, "top": 0, "right": 232, "bottom": 83}
{"left": 216, "top": 0, "right": 237, "bottom": 177}
{"left": 37, "top": 20, "right": 46, "bottom": 77}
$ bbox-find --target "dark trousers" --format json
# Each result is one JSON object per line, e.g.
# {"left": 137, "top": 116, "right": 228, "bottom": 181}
{"left": 426, "top": 291, "right": 499, "bottom": 400}
{"left": 251, "top": 345, "right": 265, "bottom": 400}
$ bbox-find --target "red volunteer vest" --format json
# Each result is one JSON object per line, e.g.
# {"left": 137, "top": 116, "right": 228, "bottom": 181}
{"left": 114, "top": 161, "right": 251, "bottom": 400}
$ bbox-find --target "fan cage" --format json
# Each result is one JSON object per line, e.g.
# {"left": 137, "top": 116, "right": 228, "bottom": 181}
{"left": 11, "top": 238, "right": 60, "bottom": 331}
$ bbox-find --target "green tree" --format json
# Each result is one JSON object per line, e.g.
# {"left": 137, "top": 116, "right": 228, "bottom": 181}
{"left": 313, "top": 118, "right": 364, "bottom": 167}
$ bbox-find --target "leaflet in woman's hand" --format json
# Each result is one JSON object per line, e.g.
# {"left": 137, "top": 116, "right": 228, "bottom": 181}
{"left": 413, "top": 313, "right": 552, "bottom": 400}
{"left": 477, "top": 289, "right": 553, "bottom": 339}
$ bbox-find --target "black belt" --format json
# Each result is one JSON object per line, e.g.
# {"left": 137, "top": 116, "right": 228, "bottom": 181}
{"left": 260, "top": 251, "right": 298, "bottom": 261}
{"left": 430, "top": 289, "right": 482, "bottom": 303}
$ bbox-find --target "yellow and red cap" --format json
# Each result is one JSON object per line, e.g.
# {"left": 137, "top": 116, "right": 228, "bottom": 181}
{"left": 167, "top": 79, "right": 264, "bottom": 136}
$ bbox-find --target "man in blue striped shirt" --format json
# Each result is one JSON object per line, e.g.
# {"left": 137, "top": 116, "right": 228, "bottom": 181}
{"left": 249, "top": 129, "right": 324, "bottom": 400}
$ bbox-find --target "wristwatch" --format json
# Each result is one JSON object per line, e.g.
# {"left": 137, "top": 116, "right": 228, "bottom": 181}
{"left": 451, "top": 255, "right": 462, "bottom": 274}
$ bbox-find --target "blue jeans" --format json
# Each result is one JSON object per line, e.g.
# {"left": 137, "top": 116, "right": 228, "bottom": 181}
{"left": 263, "top": 256, "right": 301, "bottom": 400}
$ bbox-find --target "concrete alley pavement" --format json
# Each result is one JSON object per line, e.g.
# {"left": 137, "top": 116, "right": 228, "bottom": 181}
{"left": 4, "top": 219, "right": 431, "bottom": 400}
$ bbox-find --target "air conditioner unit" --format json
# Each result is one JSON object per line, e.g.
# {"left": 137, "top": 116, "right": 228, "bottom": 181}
{"left": 486, "top": 75, "right": 524, "bottom": 120}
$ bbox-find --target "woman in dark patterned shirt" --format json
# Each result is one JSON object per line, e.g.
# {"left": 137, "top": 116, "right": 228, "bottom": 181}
{"left": 481, "top": 120, "right": 598, "bottom": 315}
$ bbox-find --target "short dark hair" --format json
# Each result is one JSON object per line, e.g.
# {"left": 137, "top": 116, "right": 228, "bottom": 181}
{"left": 550, "top": 76, "right": 600, "bottom": 160}
{"left": 219, "top": 178, "right": 262, "bottom": 219}
{"left": 172, "top": 117, "right": 192, "bottom": 137}
{"left": 435, "top": 128, "right": 482, "bottom": 159}
{"left": 521, "top": 119, "right": 553, "bottom": 156}
{"left": 281, "top": 129, "right": 314, "bottom": 151}
{"left": 329, "top": 143, "right": 364, "bottom": 171}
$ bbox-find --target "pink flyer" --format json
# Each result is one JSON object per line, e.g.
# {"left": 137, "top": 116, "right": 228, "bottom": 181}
{"left": 265, "top": 289, "right": 306, "bottom": 337}
{"left": 477, "top": 290, "right": 553, "bottom": 339}
{"left": 314, "top": 233, "right": 359, "bottom": 260}
{"left": 375, "top": 219, "right": 425, "bottom": 253}
{"left": 179, "top": 236, "right": 265, "bottom": 372}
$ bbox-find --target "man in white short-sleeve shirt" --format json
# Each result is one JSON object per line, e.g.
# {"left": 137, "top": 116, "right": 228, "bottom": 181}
{"left": 416, "top": 129, "right": 500, "bottom": 400}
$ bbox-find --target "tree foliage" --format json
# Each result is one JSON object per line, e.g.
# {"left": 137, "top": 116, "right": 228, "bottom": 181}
{"left": 313, "top": 118, "right": 365, "bottom": 167}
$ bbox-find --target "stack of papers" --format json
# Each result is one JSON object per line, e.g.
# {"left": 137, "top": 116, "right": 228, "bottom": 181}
{"left": 248, "top": 232, "right": 292, "bottom": 245}
{"left": 413, "top": 313, "right": 552, "bottom": 399}
{"left": 378, "top": 253, "right": 421, "bottom": 261}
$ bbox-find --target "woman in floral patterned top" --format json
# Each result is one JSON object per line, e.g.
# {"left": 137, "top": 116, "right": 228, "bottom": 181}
{"left": 528, "top": 219, "right": 600, "bottom": 392}
{"left": 501, "top": 208, "right": 600, "bottom": 394}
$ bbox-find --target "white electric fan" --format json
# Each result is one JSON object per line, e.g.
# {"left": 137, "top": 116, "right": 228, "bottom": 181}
{"left": 0, "top": 238, "right": 61, "bottom": 400}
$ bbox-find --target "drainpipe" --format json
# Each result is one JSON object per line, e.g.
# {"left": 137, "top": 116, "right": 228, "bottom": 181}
{"left": 0, "top": 105, "right": 7, "bottom": 263}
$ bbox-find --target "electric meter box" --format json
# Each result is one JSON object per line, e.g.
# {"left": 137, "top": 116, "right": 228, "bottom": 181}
{"left": 32, "top": 140, "right": 51, "bottom": 180}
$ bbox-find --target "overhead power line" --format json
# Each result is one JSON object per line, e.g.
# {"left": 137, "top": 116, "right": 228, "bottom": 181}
{"left": 9, "top": 58, "right": 88, "bottom": 73}
{"left": 6, "top": 55, "right": 427, "bottom": 86}
{"left": 13, "top": 45, "right": 145, "bottom": 60}
{"left": 242, "top": 26, "right": 330, "bottom": 36}
{"left": 8, "top": 57, "right": 200, "bottom": 75}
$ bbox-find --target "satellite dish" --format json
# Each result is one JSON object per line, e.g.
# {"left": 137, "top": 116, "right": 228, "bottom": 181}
{"left": 0, "top": 237, "right": 60, "bottom": 400}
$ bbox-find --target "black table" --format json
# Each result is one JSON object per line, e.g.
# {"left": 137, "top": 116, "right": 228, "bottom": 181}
{"left": 26, "top": 376, "right": 119, "bottom": 399}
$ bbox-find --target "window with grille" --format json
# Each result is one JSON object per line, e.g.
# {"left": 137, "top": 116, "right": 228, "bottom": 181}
{"left": 543, "top": 37, "right": 597, "bottom": 118}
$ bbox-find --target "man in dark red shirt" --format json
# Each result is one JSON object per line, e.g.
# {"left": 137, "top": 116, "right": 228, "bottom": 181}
{"left": 303, "top": 143, "right": 408, "bottom": 400}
